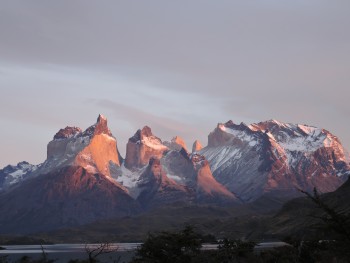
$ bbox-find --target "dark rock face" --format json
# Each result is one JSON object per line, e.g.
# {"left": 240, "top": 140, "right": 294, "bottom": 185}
{"left": 136, "top": 150, "right": 238, "bottom": 208}
{"left": 160, "top": 150, "right": 238, "bottom": 204}
{"left": 201, "top": 120, "right": 350, "bottom": 202}
{"left": 0, "top": 165, "right": 139, "bottom": 234}
{"left": 136, "top": 157, "right": 193, "bottom": 208}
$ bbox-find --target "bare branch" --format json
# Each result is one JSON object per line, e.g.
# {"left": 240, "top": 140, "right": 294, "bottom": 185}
{"left": 85, "top": 242, "right": 119, "bottom": 263}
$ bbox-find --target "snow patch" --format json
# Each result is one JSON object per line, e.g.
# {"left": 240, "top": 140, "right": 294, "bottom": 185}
{"left": 114, "top": 163, "right": 140, "bottom": 189}
{"left": 201, "top": 146, "right": 241, "bottom": 172}
{"left": 278, "top": 124, "right": 326, "bottom": 153}
{"left": 297, "top": 124, "right": 319, "bottom": 135}
{"left": 218, "top": 124, "right": 257, "bottom": 146}
{"left": 142, "top": 136, "right": 168, "bottom": 150}
{"left": 85, "top": 165, "right": 98, "bottom": 174}
{"left": 167, "top": 173, "right": 183, "bottom": 183}
{"left": 266, "top": 132, "right": 276, "bottom": 141}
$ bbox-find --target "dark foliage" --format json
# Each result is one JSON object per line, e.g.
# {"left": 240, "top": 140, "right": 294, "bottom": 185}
{"left": 131, "top": 226, "right": 202, "bottom": 263}
{"left": 215, "top": 239, "right": 256, "bottom": 262}
{"left": 298, "top": 187, "right": 350, "bottom": 260}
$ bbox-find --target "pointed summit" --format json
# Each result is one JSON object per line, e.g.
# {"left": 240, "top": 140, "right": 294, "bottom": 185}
{"left": 192, "top": 140, "right": 203, "bottom": 153}
{"left": 171, "top": 136, "right": 188, "bottom": 152}
{"left": 83, "top": 114, "right": 112, "bottom": 137}
{"left": 46, "top": 115, "right": 121, "bottom": 177}
{"left": 75, "top": 114, "right": 121, "bottom": 176}
{"left": 140, "top": 126, "right": 153, "bottom": 138}
{"left": 164, "top": 136, "right": 188, "bottom": 152}
{"left": 97, "top": 113, "right": 107, "bottom": 121}
{"left": 125, "top": 126, "right": 168, "bottom": 169}
{"left": 129, "top": 126, "right": 153, "bottom": 143}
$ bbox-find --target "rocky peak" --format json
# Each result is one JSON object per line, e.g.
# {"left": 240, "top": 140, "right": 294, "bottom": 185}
{"left": 128, "top": 126, "right": 154, "bottom": 143}
{"left": 74, "top": 115, "right": 121, "bottom": 176}
{"left": 54, "top": 127, "right": 82, "bottom": 140}
{"left": 83, "top": 114, "right": 113, "bottom": 137}
{"left": 208, "top": 120, "right": 257, "bottom": 147}
{"left": 140, "top": 126, "right": 153, "bottom": 138}
{"left": 192, "top": 140, "right": 203, "bottom": 152}
{"left": 222, "top": 120, "right": 251, "bottom": 132}
{"left": 0, "top": 161, "right": 38, "bottom": 191}
{"left": 125, "top": 126, "right": 168, "bottom": 169}
{"left": 46, "top": 115, "right": 121, "bottom": 177}
{"left": 172, "top": 136, "right": 188, "bottom": 151}
{"left": 164, "top": 136, "right": 188, "bottom": 152}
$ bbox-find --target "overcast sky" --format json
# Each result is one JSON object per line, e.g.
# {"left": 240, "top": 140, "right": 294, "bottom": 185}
{"left": 1, "top": 0, "right": 349, "bottom": 168}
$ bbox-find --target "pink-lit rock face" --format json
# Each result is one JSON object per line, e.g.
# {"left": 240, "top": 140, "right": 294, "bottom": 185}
{"left": 192, "top": 140, "right": 203, "bottom": 152}
{"left": 75, "top": 134, "right": 120, "bottom": 177}
{"left": 191, "top": 154, "right": 236, "bottom": 201}
{"left": 125, "top": 126, "right": 168, "bottom": 169}
{"left": 83, "top": 114, "right": 113, "bottom": 137}
{"left": 164, "top": 136, "right": 188, "bottom": 152}
{"left": 46, "top": 114, "right": 122, "bottom": 177}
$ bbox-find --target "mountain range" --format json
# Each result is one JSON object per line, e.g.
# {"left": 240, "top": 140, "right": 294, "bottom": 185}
{"left": 0, "top": 115, "right": 349, "bottom": 234}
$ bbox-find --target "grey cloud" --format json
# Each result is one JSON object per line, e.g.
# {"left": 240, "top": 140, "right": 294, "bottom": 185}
{"left": 1, "top": 0, "right": 350, "bottom": 166}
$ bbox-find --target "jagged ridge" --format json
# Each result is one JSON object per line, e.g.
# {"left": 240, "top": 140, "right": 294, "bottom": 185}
{"left": 200, "top": 119, "right": 350, "bottom": 202}
{"left": 0, "top": 116, "right": 349, "bottom": 234}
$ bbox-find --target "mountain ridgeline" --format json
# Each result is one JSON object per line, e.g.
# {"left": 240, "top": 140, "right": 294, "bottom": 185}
{"left": 0, "top": 115, "right": 349, "bottom": 234}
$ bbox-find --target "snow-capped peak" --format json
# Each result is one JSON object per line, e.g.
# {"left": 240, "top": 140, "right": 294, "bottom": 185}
{"left": 0, "top": 162, "right": 38, "bottom": 191}
{"left": 211, "top": 119, "right": 343, "bottom": 156}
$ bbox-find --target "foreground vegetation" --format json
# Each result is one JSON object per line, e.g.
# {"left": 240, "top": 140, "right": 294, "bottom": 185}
{"left": 1, "top": 224, "right": 349, "bottom": 263}
{"left": 130, "top": 225, "right": 350, "bottom": 263}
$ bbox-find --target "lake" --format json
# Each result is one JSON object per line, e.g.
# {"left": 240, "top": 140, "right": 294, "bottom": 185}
{"left": 0, "top": 242, "right": 289, "bottom": 262}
